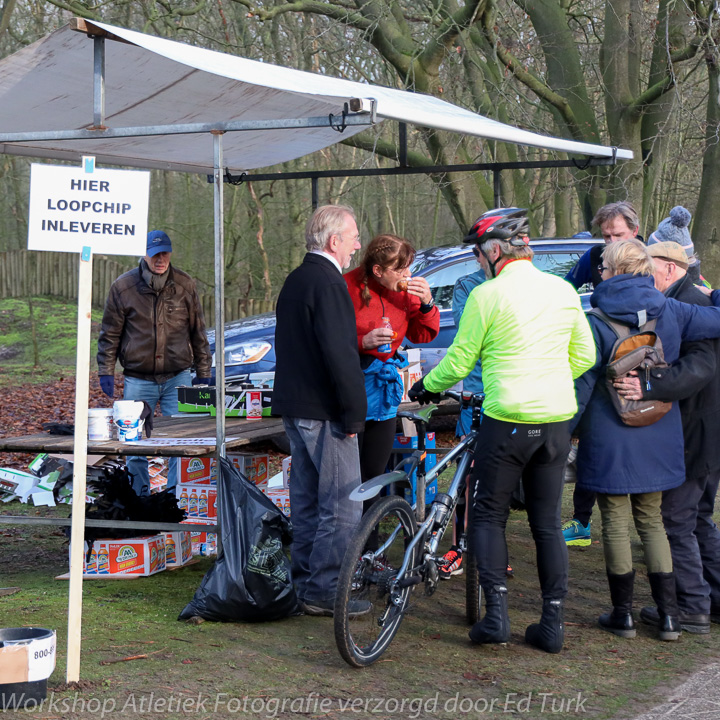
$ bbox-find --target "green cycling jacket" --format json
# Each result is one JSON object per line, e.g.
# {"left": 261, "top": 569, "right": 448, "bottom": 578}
{"left": 424, "top": 259, "right": 596, "bottom": 423}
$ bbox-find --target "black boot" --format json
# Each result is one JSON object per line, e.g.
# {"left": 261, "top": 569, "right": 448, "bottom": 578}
{"left": 640, "top": 606, "right": 710, "bottom": 634}
{"left": 598, "top": 570, "right": 636, "bottom": 638}
{"left": 525, "top": 598, "right": 564, "bottom": 653}
{"left": 648, "top": 572, "right": 681, "bottom": 642}
{"left": 469, "top": 585, "right": 510, "bottom": 644}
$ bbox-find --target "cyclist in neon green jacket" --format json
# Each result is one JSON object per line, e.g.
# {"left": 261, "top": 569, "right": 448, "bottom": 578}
{"left": 410, "top": 208, "right": 596, "bottom": 654}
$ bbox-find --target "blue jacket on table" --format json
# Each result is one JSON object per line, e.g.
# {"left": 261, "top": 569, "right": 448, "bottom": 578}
{"left": 573, "top": 274, "right": 720, "bottom": 495}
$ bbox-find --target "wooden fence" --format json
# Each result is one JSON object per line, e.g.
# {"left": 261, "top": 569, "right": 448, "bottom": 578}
{"left": 0, "top": 250, "right": 276, "bottom": 324}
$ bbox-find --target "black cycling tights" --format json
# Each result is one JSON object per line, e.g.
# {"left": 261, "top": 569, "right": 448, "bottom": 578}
{"left": 470, "top": 415, "right": 570, "bottom": 599}
{"left": 357, "top": 417, "right": 398, "bottom": 484}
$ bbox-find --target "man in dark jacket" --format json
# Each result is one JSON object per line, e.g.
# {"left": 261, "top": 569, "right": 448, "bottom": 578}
{"left": 97, "top": 230, "right": 211, "bottom": 495}
{"left": 619, "top": 241, "right": 720, "bottom": 634}
{"left": 273, "top": 205, "right": 367, "bottom": 617}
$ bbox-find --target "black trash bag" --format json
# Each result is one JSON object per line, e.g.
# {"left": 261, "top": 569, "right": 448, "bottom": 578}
{"left": 178, "top": 457, "right": 299, "bottom": 622}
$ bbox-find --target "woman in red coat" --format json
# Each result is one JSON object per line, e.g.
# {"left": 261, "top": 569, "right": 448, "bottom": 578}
{"left": 345, "top": 234, "right": 440, "bottom": 487}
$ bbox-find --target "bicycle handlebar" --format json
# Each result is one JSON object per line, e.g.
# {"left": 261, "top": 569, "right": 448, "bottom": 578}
{"left": 442, "top": 389, "right": 485, "bottom": 408}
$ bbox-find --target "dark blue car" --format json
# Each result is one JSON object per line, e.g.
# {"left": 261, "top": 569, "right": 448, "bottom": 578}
{"left": 207, "top": 238, "right": 599, "bottom": 383}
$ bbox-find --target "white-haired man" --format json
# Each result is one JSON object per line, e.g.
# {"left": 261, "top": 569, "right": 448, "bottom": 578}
{"left": 273, "top": 205, "right": 367, "bottom": 617}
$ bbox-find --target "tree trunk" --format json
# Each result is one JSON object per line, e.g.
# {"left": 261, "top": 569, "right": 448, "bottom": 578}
{"left": 692, "top": 55, "right": 720, "bottom": 285}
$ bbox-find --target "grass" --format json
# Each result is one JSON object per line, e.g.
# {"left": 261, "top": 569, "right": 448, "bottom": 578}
{"left": 0, "top": 297, "right": 104, "bottom": 385}
{"left": 1, "top": 298, "right": 720, "bottom": 718}
{"left": 2, "top": 483, "right": 720, "bottom": 720}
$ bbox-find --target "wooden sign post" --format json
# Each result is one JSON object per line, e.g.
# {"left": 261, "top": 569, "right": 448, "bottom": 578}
{"left": 65, "top": 245, "right": 93, "bottom": 683}
{"left": 27, "top": 156, "right": 149, "bottom": 683}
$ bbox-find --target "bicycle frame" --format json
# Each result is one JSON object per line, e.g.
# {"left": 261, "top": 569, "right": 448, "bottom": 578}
{"left": 371, "top": 390, "right": 484, "bottom": 585}
{"left": 390, "top": 428, "right": 476, "bottom": 581}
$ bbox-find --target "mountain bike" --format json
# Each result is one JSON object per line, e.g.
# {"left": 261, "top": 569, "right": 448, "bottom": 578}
{"left": 333, "top": 389, "right": 485, "bottom": 667}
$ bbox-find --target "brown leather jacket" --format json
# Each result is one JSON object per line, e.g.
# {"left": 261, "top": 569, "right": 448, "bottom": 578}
{"left": 97, "top": 263, "right": 212, "bottom": 383}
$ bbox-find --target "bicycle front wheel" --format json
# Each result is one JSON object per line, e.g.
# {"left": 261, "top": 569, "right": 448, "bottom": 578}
{"left": 334, "top": 495, "right": 419, "bottom": 667}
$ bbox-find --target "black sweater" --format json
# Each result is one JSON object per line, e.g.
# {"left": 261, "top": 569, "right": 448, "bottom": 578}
{"left": 643, "top": 273, "right": 720, "bottom": 479}
{"left": 273, "top": 253, "right": 367, "bottom": 434}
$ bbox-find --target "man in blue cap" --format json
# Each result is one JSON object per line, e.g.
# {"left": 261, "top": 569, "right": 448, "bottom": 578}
{"left": 97, "top": 230, "right": 212, "bottom": 495}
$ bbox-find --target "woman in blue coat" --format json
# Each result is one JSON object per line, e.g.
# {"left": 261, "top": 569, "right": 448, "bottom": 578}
{"left": 574, "top": 239, "right": 720, "bottom": 642}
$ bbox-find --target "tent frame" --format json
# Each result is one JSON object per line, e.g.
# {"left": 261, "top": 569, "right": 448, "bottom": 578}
{"left": 0, "top": 19, "right": 625, "bottom": 683}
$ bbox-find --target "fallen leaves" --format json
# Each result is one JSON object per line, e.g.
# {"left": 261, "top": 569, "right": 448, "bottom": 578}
{"left": 0, "top": 371, "right": 120, "bottom": 470}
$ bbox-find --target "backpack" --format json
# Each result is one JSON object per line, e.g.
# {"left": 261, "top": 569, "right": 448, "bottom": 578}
{"left": 588, "top": 308, "right": 672, "bottom": 427}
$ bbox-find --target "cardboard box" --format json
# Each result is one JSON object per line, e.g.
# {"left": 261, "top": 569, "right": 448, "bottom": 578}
{"left": 163, "top": 531, "right": 193, "bottom": 567}
{"left": 264, "top": 487, "right": 291, "bottom": 518}
{"left": 176, "top": 483, "right": 218, "bottom": 519}
{"left": 179, "top": 457, "right": 214, "bottom": 484}
{"left": 179, "top": 453, "right": 269, "bottom": 487}
{"left": 177, "top": 385, "right": 273, "bottom": 417}
{"left": 282, "top": 456, "right": 292, "bottom": 488}
{"left": 391, "top": 433, "right": 438, "bottom": 506}
{"left": 0, "top": 468, "right": 39, "bottom": 502}
{"left": 180, "top": 519, "right": 218, "bottom": 556}
{"left": 401, "top": 348, "right": 423, "bottom": 404}
{"left": 81, "top": 535, "right": 166, "bottom": 576}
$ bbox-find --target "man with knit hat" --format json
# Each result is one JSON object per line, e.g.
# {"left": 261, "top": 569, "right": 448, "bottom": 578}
{"left": 97, "top": 230, "right": 212, "bottom": 495}
{"left": 647, "top": 206, "right": 702, "bottom": 283}
{"left": 616, "top": 238, "right": 720, "bottom": 634}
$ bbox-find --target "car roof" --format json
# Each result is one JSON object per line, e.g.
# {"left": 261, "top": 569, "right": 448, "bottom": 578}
{"left": 411, "top": 238, "right": 599, "bottom": 270}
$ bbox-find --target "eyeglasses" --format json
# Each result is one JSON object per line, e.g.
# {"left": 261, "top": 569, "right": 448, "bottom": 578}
{"left": 472, "top": 246, "right": 481, "bottom": 258}
{"left": 598, "top": 264, "right": 610, "bottom": 273}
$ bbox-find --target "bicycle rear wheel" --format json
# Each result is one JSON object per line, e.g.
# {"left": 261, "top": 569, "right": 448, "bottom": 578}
{"left": 334, "top": 495, "right": 419, "bottom": 667}
{"left": 465, "top": 476, "right": 482, "bottom": 625}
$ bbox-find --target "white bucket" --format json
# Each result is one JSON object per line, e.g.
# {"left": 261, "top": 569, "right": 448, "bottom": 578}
{"left": 113, "top": 400, "right": 145, "bottom": 443}
{"left": 87, "top": 408, "right": 114, "bottom": 441}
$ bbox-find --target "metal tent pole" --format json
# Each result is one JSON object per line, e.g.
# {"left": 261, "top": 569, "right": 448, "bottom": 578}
{"left": 212, "top": 131, "right": 226, "bottom": 551}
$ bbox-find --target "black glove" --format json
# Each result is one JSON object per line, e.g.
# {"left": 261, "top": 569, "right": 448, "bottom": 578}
{"left": 192, "top": 376, "right": 212, "bottom": 386}
{"left": 140, "top": 401, "right": 154, "bottom": 439}
{"left": 99, "top": 375, "right": 114, "bottom": 398}
{"left": 408, "top": 378, "right": 442, "bottom": 405}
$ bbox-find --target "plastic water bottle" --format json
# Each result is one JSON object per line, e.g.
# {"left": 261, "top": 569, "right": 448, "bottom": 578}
{"left": 378, "top": 316, "right": 393, "bottom": 354}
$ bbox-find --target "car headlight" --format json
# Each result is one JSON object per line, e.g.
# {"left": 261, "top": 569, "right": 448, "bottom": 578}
{"left": 212, "top": 341, "right": 272, "bottom": 367}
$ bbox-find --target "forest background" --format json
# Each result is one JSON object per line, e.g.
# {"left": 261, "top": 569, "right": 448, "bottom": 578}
{"left": 1, "top": 0, "right": 720, "bottom": 301}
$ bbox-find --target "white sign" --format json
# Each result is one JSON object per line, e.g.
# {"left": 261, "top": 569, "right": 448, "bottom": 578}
{"left": 27, "top": 163, "right": 150, "bottom": 255}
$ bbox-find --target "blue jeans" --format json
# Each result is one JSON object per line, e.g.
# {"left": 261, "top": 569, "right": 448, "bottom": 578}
{"left": 283, "top": 416, "right": 362, "bottom": 604}
{"left": 123, "top": 369, "right": 192, "bottom": 496}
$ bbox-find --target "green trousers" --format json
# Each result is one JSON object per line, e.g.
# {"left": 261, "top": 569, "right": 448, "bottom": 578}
{"left": 596, "top": 492, "right": 673, "bottom": 575}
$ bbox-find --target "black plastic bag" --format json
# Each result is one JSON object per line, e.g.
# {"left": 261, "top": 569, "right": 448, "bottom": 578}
{"left": 178, "top": 457, "right": 299, "bottom": 622}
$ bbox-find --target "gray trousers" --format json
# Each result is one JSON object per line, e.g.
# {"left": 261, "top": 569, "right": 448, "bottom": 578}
{"left": 283, "top": 417, "right": 362, "bottom": 604}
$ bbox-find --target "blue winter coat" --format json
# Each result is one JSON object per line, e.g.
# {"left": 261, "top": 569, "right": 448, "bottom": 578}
{"left": 573, "top": 274, "right": 720, "bottom": 494}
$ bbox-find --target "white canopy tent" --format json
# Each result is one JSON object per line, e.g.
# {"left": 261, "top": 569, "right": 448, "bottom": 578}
{"left": 0, "top": 19, "right": 632, "bottom": 172}
{"left": 0, "top": 18, "right": 632, "bottom": 682}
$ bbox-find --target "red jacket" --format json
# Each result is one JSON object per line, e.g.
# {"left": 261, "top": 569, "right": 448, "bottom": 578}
{"left": 344, "top": 266, "right": 440, "bottom": 360}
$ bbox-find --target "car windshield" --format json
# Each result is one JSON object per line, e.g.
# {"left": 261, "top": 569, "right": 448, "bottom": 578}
{"left": 415, "top": 250, "right": 590, "bottom": 311}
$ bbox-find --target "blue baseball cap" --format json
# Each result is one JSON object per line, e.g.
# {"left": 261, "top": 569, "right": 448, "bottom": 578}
{"left": 146, "top": 230, "right": 172, "bottom": 257}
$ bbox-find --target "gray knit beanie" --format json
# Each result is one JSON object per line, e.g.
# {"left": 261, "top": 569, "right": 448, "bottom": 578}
{"left": 647, "top": 206, "right": 698, "bottom": 267}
